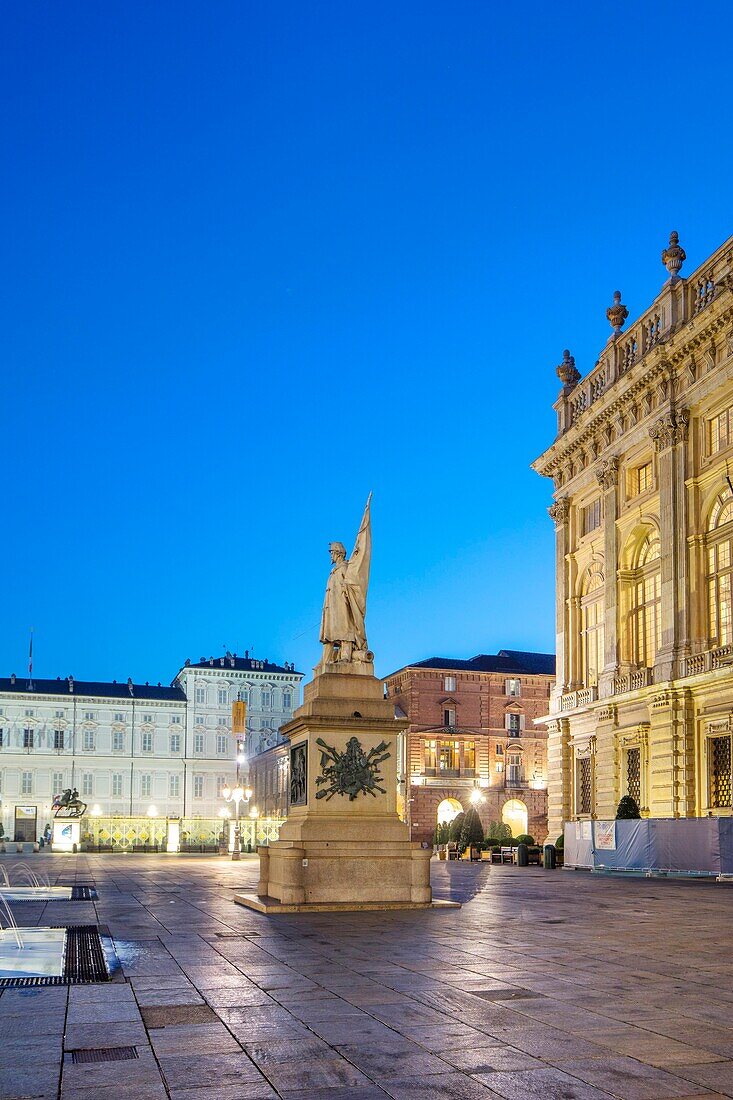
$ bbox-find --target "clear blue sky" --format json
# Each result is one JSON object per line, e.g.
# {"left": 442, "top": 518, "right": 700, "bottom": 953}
{"left": 2, "top": 1, "right": 732, "bottom": 685}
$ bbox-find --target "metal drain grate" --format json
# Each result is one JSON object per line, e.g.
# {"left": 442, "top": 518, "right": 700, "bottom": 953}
{"left": 70, "top": 1047, "right": 138, "bottom": 1064}
{"left": 63, "top": 925, "right": 110, "bottom": 984}
{"left": 71, "top": 885, "right": 99, "bottom": 901}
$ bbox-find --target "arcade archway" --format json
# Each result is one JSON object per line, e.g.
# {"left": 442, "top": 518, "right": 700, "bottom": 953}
{"left": 436, "top": 797, "right": 463, "bottom": 825}
{"left": 502, "top": 798, "right": 528, "bottom": 837}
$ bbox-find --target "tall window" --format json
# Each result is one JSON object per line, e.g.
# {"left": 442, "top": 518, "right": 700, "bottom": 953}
{"left": 424, "top": 739, "right": 437, "bottom": 772}
{"left": 463, "top": 741, "right": 475, "bottom": 773}
{"left": 438, "top": 740, "right": 459, "bottom": 773}
{"left": 141, "top": 731, "right": 153, "bottom": 753}
{"left": 709, "top": 736, "right": 732, "bottom": 808}
{"left": 580, "top": 568, "right": 605, "bottom": 687}
{"left": 444, "top": 675, "right": 456, "bottom": 693}
{"left": 114, "top": 712, "right": 124, "bottom": 723}
{"left": 195, "top": 687, "right": 206, "bottom": 704}
{"left": 112, "top": 731, "right": 124, "bottom": 752}
{"left": 82, "top": 773, "right": 93, "bottom": 797}
{"left": 218, "top": 689, "right": 228, "bottom": 705}
{"left": 630, "top": 533, "right": 662, "bottom": 667}
{"left": 216, "top": 734, "right": 228, "bottom": 755}
{"left": 54, "top": 730, "right": 65, "bottom": 751}
{"left": 707, "top": 490, "right": 733, "bottom": 647}
{"left": 140, "top": 774, "right": 152, "bottom": 798}
{"left": 194, "top": 734, "right": 204, "bottom": 754}
{"left": 577, "top": 756, "right": 593, "bottom": 815}
{"left": 23, "top": 729, "right": 34, "bottom": 750}
{"left": 443, "top": 707, "right": 456, "bottom": 729}
{"left": 169, "top": 774, "right": 180, "bottom": 798}
{"left": 53, "top": 771, "right": 64, "bottom": 793}
{"left": 283, "top": 691, "right": 292, "bottom": 709}
{"left": 112, "top": 773, "right": 123, "bottom": 797}
{"left": 581, "top": 498, "right": 602, "bottom": 535}
{"left": 216, "top": 775, "right": 227, "bottom": 798}
{"left": 709, "top": 404, "right": 733, "bottom": 454}
{"left": 626, "top": 747, "right": 641, "bottom": 806}
{"left": 506, "top": 713, "right": 522, "bottom": 737}
{"left": 83, "top": 729, "right": 95, "bottom": 752}
{"left": 21, "top": 771, "right": 32, "bottom": 795}
{"left": 261, "top": 691, "right": 272, "bottom": 708}
{"left": 505, "top": 679, "right": 521, "bottom": 697}
{"left": 629, "top": 461, "right": 653, "bottom": 498}
{"left": 170, "top": 734, "right": 181, "bottom": 754}
{"left": 193, "top": 775, "right": 204, "bottom": 799}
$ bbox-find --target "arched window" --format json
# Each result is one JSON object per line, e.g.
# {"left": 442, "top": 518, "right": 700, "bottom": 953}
{"left": 707, "top": 489, "right": 733, "bottom": 646}
{"left": 630, "top": 532, "right": 661, "bottom": 667}
{"left": 580, "top": 567, "right": 604, "bottom": 687}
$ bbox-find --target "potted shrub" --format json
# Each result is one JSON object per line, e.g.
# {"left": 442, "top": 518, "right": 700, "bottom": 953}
{"left": 555, "top": 833, "right": 564, "bottom": 866}
{"left": 616, "top": 795, "right": 641, "bottom": 819}
{"left": 458, "top": 807, "right": 485, "bottom": 861}
{"left": 490, "top": 844, "right": 502, "bottom": 863}
{"left": 516, "top": 833, "right": 535, "bottom": 846}
{"left": 527, "top": 845, "right": 542, "bottom": 865}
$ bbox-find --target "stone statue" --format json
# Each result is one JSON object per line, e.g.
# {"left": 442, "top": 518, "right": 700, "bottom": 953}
{"left": 320, "top": 493, "right": 373, "bottom": 667}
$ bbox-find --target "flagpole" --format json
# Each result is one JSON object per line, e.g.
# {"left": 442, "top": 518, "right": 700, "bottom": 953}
{"left": 28, "top": 627, "right": 34, "bottom": 691}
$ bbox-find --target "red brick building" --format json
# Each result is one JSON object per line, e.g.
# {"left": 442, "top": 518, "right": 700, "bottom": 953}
{"left": 384, "top": 650, "right": 555, "bottom": 843}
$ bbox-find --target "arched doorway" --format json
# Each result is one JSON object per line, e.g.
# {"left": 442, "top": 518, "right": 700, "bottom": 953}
{"left": 436, "top": 797, "right": 463, "bottom": 825}
{"left": 502, "top": 798, "right": 528, "bottom": 837}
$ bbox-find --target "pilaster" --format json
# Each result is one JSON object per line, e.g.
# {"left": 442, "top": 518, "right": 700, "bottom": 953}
{"left": 596, "top": 457, "right": 619, "bottom": 695}
{"left": 650, "top": 405, "right": 689, "bottom": 682}
{"left": 546, "top": 716, "right": 571, "bottom": 840}
{"left": 548, "top": 498, "right": 571, "bottom": 699}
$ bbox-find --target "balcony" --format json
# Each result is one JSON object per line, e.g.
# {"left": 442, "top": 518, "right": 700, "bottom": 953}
{"left": 559, "top": 686, "right": 598, "bottom": 712}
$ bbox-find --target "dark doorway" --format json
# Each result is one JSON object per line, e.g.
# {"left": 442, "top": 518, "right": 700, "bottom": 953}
{"left": 14, "top": 805, "right": 37, "bottom": 842}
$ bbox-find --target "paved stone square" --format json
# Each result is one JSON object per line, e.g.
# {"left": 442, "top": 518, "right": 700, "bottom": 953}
{"left": 1, "top": 854, "right": 733, "bottom": 1099}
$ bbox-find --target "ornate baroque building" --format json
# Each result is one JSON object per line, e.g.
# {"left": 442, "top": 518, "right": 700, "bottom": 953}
{"left": 533, "top": 232, "right": 733, "bottom": 838}
{"left": 383, "top": 650, "right": 554, "bottom": 843}
{"left": 0, "top": 652, "right": 302, "bottom": 842}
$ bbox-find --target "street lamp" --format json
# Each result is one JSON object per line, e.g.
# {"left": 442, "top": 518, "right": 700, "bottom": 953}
{"left": 221, "top": 784, "right": 253, "bottom": 861}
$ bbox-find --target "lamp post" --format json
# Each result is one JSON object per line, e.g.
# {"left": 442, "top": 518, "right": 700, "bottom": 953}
{"left": 220, "top": 784, "right": 253, "bottom": 860}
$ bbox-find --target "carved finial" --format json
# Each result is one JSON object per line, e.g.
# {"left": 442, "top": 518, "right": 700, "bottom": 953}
{"left": 556, "top": 349, "right": 580, "bottom": 391}
{"left": 661, "top": 230, "right": 686, "bottom": 279}
{"left": 606, "top": 290, "right": 629, "bottom": 334}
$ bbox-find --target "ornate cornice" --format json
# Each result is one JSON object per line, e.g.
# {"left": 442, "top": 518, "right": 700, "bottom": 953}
{"left": 548, "top": 497, "right": 571, "bottom": 526}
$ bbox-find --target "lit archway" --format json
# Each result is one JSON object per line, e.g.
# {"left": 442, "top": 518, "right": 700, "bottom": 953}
{"left": 502, "top": 798, "right": 528, "bottom": 837}
{"left": 437, "top": 797, "right": 463, "bottom": 825}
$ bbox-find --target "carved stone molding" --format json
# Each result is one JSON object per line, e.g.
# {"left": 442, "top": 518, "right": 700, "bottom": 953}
{"left": 649, "top": 407, "right": 689, "bottom": 451}
{"left": 595, "top": 456, "right": 619, "bottom": 491}
{"left": 597, "top": 705, "right": 617, "bottom": 723}
{"left": 548, "top": 497, "right": 571, "bottom": 526}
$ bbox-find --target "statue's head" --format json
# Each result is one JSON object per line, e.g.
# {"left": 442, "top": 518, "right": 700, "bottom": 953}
{"left": 329, "top": 541, "right": 346, "bottom": 563}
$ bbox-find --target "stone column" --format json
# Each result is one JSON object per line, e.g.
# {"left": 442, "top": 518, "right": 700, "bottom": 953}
{"left": 545, "top": 717, "right": 571, "bottom": 840}
{"left": 549, "top": 497, "right": 571, "bottom": 698}
{"left": 596, "top": 457, "right": 620, "bottom": 695}
{"left": 650, "top": 406, "right": 689, "bottom": 683}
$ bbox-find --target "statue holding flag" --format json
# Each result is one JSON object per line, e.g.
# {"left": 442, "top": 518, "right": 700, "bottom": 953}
{"left": 319, "top": 494, "right": 373, "bottom": 668}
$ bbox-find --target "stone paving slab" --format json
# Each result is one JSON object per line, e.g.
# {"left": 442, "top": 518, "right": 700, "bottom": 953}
{"left": 6, "top": 853, "right": 733, "bottom": 1097}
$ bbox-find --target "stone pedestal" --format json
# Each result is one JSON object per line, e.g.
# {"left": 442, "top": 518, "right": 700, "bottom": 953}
{"left": 235, "top": 664, "right": 456, "bottom": 913}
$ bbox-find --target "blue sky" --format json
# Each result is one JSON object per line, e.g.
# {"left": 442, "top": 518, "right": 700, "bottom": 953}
{"left": 2, "top": 1, "right": 732, "bottom": 685}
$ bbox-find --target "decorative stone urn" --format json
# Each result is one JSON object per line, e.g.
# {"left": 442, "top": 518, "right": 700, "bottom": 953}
{"left": 606, "top": 290, "right": 629, "bottom": 334}
{"left": 661, "top": 231, "right": 686, "bottom": 278}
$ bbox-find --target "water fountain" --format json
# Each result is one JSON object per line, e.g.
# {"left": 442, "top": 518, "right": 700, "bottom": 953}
{"left": 0, "top": 863, "right": 72, "bottom": 902}
{"left": 0, "top": 894, "right": 67, "bottom": 979}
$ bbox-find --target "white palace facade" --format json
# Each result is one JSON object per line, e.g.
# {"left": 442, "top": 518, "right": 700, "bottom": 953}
{"left": 0, "top": 652, "right": 302, "bottom": 842}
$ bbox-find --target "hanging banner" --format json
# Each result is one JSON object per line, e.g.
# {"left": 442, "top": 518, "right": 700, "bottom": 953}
{"left": 232, "top": 700, "right": 247, "bottom": 734}
{"left": 594, "top": 820, "right": 616, "bottom": 850}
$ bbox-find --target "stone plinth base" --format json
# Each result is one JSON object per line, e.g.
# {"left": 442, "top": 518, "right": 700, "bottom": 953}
{"left": 257, "top": 838, "right": 434, "bottom": 907}
{"left": 234, "top": 893, "right": 459, "bottom": 913}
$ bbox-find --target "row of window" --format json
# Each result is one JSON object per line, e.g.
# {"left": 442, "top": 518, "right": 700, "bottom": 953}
{"left": 0, "top": 730, "right": 235, "bottom": 756}
{"left": 0, "top": 771, "right": 220, "bottom": 799}
{"left": 442, "top": 676, "right": 523, "bottom": 696}
{"left": 575, "top": 734, "right": 733, "bottom": 815}
{"left": 193, "top": 687, "right": 293, "bottom": 708}
{"left": 579, "top": 491, "right": 733, "bottom": 686}
{"left": 441, "top": 710, "right": 525, "bottom": 735}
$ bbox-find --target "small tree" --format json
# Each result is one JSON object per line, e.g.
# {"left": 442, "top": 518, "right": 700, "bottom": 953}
{"left": 616, "top": 795, "right": 641, "bottom": 819}
{"left": 459, "top": 807, "right": 485, "bottom": 852}
{"left": 486, "top": 820, "right": 511, "bottom": 842}
{"left": 448, "top": 812, "right": 465, "bottom": 843}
